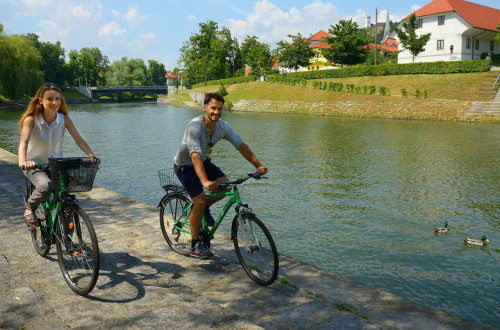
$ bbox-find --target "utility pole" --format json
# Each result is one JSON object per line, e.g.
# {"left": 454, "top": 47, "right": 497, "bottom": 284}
{"left": 374, "top": 7, "right": 378, "bottom": 65}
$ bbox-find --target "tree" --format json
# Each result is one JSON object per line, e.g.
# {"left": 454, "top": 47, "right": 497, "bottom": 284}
{"left": 496, "top": 23, "right": 500, "bottom": 42}
{"left": 240, "top": 36, "right": 272, "bottom": 77}
{"left": 68, "top": 47, "right": 109, "bottom": 86}
{"left": 0, "top": 30, "right": 43, "bottom": 99}
{"left": 275, "top": 33, "right": 315, "bottom": 71}
{"left": 394, "top": 13, "right": 431, "bottom": 62}
{"left": 179, "top": 20, "right": 233, "bottom": 85}
{"left": 105, "top": 57, "right": 147, "bottom": 86}
{"left": 146, "top": 60, "right": 166, "bottom": 86}
{"left": 322, "top": 19, "right": 372, "bottom": 67}
{"left": 24, "top": 33, "right": 66, "bottom": 85}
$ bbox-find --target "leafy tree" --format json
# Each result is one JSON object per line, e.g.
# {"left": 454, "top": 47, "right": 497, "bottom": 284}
{"left": 146, "top": 60, "right": 166, "bottom": 85}
{"left": 105, "top": 57, "right": 147, "bottom": 86}
{"left": 240, "top": 36, "right": 272, "bottom": 77}
{"left": 496, "top": 23, "right": 500, "bottom": 42}
{"left": 179, "top": 20, "right": 233, "bottom": 85}
{"left": 24, "top": 33, "right": 66, "bottom": 85}
{"left": 394, "top": 13, "right": 431, "bottom": 62}
{"left": 0, "top": 30, "right": 43, "bottom": 99}
{"left": 275, "top": 33, "right": 315, "bottom": 71}
{"left": 322, "top": 19, "right": 371, "bottom": 67}
{"left": 228, "top": 37, "right": 243, "bottom": 77}
{"left": 68, "top": 47, "right": 109, "bottom": 86}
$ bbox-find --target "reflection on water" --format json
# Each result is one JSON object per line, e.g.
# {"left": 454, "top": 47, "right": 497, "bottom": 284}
{"left": 1, "top": 103, "right": 499, "bottom": 327}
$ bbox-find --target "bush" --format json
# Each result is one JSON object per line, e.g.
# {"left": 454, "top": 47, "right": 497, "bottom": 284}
{"left": 191, "top": 75, "right": 258, "bottom": 89}
{"left": 218, "top": 84, "right": 228, "bottom": 96}
{"left": 265, "top": 60, "right": 491, "bottom": 82}
{"left": 226, "top": 100, "right": 233, "bottom": 110}
{"left": 415, "top": 89, "right": 422, "bottom": 98}
{"left": 401, "top": 88, "right": 408, "bottom": 97}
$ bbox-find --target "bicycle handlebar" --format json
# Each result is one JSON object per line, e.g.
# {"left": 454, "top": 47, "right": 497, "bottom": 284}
{"left": 20, "top": 163, "right": 49, "bottom": 171}
{"left": 217, "top": 172, "right": 267, "bottom": 191}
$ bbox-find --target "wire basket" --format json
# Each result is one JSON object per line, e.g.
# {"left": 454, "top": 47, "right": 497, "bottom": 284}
{"left": 158, "top": 168, "right": 185, "bottom": 193}
{"left": 49, "top": 157, "right": 99, "bottom": 193}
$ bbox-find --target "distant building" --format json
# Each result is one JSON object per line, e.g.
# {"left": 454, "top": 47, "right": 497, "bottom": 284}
{"left": 396, "top": 0, "right": 500, "bottom": 63}
{"left": 368, "top": 38, "right": 399, "bottom": 55}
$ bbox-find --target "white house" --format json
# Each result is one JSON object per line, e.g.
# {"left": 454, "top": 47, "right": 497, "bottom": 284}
{"left": 396, "top": 0, "right": 500, "bottom": 63}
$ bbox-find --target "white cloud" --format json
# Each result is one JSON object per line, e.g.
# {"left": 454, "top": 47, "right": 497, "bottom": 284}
{"left": 228, "top": 0, "right": 339, "bottom": 45}
{"left": 124, "top": 6, "right": 146, "bottom": 26}
{"left": 410, "top": 4, "right": 422, "bottom": 12}
{"left": 73, "top": 5, "right": 91, "bottom": 20}
{"left": 187, "top": 14, "right": 196, "bottom": 21}
{"left": 98, "top": 21, "right": 126, "bottom": 39}
{"left": 112, "top": 9, "right": 120, "bottom": 17}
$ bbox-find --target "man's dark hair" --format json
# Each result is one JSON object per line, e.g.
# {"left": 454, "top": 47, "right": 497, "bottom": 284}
{"left": 204, "top": 92, "right": 225, "bottom": 105}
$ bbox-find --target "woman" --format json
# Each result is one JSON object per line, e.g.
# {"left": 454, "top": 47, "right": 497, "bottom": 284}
{"left": 18, "top": 83, "right": 99, "bottom": 228}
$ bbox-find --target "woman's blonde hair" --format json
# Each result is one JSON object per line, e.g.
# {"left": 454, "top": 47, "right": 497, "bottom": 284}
{"left": 19, "top": 83, "right": 68, "bottom": 130}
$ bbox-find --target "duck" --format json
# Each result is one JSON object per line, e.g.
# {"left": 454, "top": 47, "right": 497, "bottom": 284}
{"left": 464, "top": 236, "right": 489, "bottom": 246}
{"left": 435, "top": 221, "right": 449, "bottom": 233}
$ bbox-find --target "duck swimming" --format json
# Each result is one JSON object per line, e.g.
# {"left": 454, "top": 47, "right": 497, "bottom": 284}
{"left": 464, "top": 236, "right": 489, "bottom": 246}
{"left": 435, "top": 221, "right": 449, "bottom": 233}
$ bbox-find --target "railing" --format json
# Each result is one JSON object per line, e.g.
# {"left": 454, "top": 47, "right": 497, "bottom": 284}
{"left": 492, "top": 72, "right": 500, "bottom": 100}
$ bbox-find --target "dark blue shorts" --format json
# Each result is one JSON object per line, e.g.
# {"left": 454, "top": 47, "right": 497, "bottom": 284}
{"left": 174, "top": 158, "right": 226, "bottom": 198}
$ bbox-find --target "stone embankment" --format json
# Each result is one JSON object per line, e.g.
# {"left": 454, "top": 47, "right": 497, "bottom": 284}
{"left": 0, "top": 147, "right": 491, "bottom": 329}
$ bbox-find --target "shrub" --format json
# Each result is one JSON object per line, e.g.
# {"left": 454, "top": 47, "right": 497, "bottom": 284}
{"left": 369, "top": 86, "right": 376, "bottom": 94}
{"left": 218, "top": 84, "right": 228, "bottom": 96}
{"left": 415, "top": 89, "right": 422, "bottom": 98}
{"left": 226, "top": 100, "right": 233, "bottom": 110}
{"left": 401, "top": 88, "right": 408, "bottom": 97}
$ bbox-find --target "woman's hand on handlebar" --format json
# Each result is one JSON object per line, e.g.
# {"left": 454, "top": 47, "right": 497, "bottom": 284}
{"left": 90, "top": 155, "right": 100, "bottom": 163}
{"left": 19, "top": 160, "right": 36, "bottom": 170}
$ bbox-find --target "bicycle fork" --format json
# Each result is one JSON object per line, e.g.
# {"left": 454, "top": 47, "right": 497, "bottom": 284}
{"left": 236, "top": 204, "right": 261, "bottom": 253}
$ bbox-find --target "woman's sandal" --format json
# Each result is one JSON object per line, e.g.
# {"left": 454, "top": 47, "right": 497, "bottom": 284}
{"left": 24, "top": 209, "right": 39, "bottom": 228}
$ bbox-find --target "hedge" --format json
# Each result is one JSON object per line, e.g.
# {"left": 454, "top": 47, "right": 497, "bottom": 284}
{"left": 265, "top": 59, "right": 492, "bottom": 81}
{"left": 192, "top": 75, "right": 258, "bottom": 89}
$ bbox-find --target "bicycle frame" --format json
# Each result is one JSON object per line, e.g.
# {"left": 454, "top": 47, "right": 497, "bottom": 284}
{"left": 174, "top": 186, "right": 243, "bottom": 240}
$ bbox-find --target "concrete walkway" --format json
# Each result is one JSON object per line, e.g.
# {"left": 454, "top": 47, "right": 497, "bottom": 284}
{"left": 0, "top": 148, "right": 491, "bottom": 329}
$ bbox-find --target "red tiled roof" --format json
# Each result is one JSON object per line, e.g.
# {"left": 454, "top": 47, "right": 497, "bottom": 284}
{"left": 310, "top": 41, "right": 331, "bottom": 49}
{"left": 411, "top": 0, "right": 500, "bottom": 32}
{"left": 165, "top": 71, "right": 180, "bottom": 79}
{"left": 309, "top": 30, "right": 333, "bottom": 41}
{"left": 368, "top": 43, "right": 399, "bottom": 53}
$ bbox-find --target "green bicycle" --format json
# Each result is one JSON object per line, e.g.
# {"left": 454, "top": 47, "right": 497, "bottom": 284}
{"left": 157, "top": 169, "right": 279, "bottom": 286}
{"left": 23, "top": 157, "right": 100, "bottom": 295}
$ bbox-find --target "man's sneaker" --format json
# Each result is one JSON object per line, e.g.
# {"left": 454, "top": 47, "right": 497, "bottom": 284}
{"left": 190, "top": 241, "right": 212, "bottom": 259}
{"left": 204, "top": 207, "right": 216, "bottom": 226}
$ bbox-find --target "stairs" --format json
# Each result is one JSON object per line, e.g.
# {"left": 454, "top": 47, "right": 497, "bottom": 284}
{"left": 466, "top": 101, "right": 500, "bottom": 116}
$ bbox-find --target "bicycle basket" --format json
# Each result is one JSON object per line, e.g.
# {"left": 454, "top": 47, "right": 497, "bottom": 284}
{"left": 158, "top": 168, "right": 185, "bottom": 193}
{"left": 49, "top": 157, "right": 99, "bottom": 193}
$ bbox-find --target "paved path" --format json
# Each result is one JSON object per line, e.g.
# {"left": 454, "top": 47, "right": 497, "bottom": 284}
{"left": 0, "top": 148, "right": 491, "bottom": 329}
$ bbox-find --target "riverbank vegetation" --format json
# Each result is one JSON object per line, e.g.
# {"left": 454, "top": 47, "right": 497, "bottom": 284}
{"left": 191, "top": 71, "right": 500, "bottom": 123}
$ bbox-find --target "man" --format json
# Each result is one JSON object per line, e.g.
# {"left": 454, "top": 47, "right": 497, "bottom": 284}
{"left": 174, "top": 92, "right": 267, "bottom": 259}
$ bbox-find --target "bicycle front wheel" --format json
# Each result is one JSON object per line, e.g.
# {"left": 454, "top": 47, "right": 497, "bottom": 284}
{"left": 30, "top": 203, "right": 51, "bottom": 257}
{"left": 55, "top": 205, "right": 99, "bottom": 295}
{"left": 232, "top": 213, "right": 279, "bottom": 286}
{"left": 160, "top": 194, "right": 192, "bottom": 256}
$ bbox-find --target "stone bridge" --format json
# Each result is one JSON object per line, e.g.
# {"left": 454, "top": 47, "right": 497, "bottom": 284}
{"left": 76, "top": 86, "right": 168, "bottom": 101}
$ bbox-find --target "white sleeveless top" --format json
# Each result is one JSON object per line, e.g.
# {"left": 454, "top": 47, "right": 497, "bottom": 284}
{"left": 26, "top": 113, "right": 65, "bottom": 163}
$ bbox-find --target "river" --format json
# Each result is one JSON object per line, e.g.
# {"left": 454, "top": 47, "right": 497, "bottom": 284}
{"left": 1, "top": 102, "right": 499, "bottom": 327}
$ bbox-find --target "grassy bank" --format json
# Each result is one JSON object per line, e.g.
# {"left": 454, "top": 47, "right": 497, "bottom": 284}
{"left": 192, "top": 71, "right": 500, "bottom": 123}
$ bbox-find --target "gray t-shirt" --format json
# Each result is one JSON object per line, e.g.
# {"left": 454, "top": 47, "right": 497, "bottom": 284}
{"left": 174, "top": 115, "right": 243, "bottom": 166}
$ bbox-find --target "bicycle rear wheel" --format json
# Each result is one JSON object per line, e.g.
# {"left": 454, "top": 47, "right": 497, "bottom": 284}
{"left": 159, "top": 194, "right": 192, "bottom": 256}
{"left": 30, "top": 203, "right": 51, "bottom": 257}
{"left": 232, "top": 213, "right": 279, "bottom": 286}
{"left": 55, "top": 205, "right": 99, "bottom": 295}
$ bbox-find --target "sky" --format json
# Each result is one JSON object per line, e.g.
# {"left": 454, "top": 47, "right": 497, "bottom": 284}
{"left": 1, "top": 0, "right": 499, "bottom": 70}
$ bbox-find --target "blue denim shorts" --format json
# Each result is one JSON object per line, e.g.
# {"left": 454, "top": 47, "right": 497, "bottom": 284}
{"left": 174, "top": 158, "right": 226, "bottom": 198}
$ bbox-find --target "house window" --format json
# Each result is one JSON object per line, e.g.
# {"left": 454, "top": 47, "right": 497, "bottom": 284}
{"left": 466, "top": 38, "right": 471, "bottom": 49}
{"left": 490, "top": 41, "right": 495, "bottom": 51}
{"left": 437, "top": 40, "right": 444, "bottom": 50}
{"left": 417, "top": 19, "right": 423, "bottom": 28}
{"left": 438, "top": 15, "right": 445, "bottom": 25}
{"left": 475, "top": 39, "right": 479, "bottom": 50}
